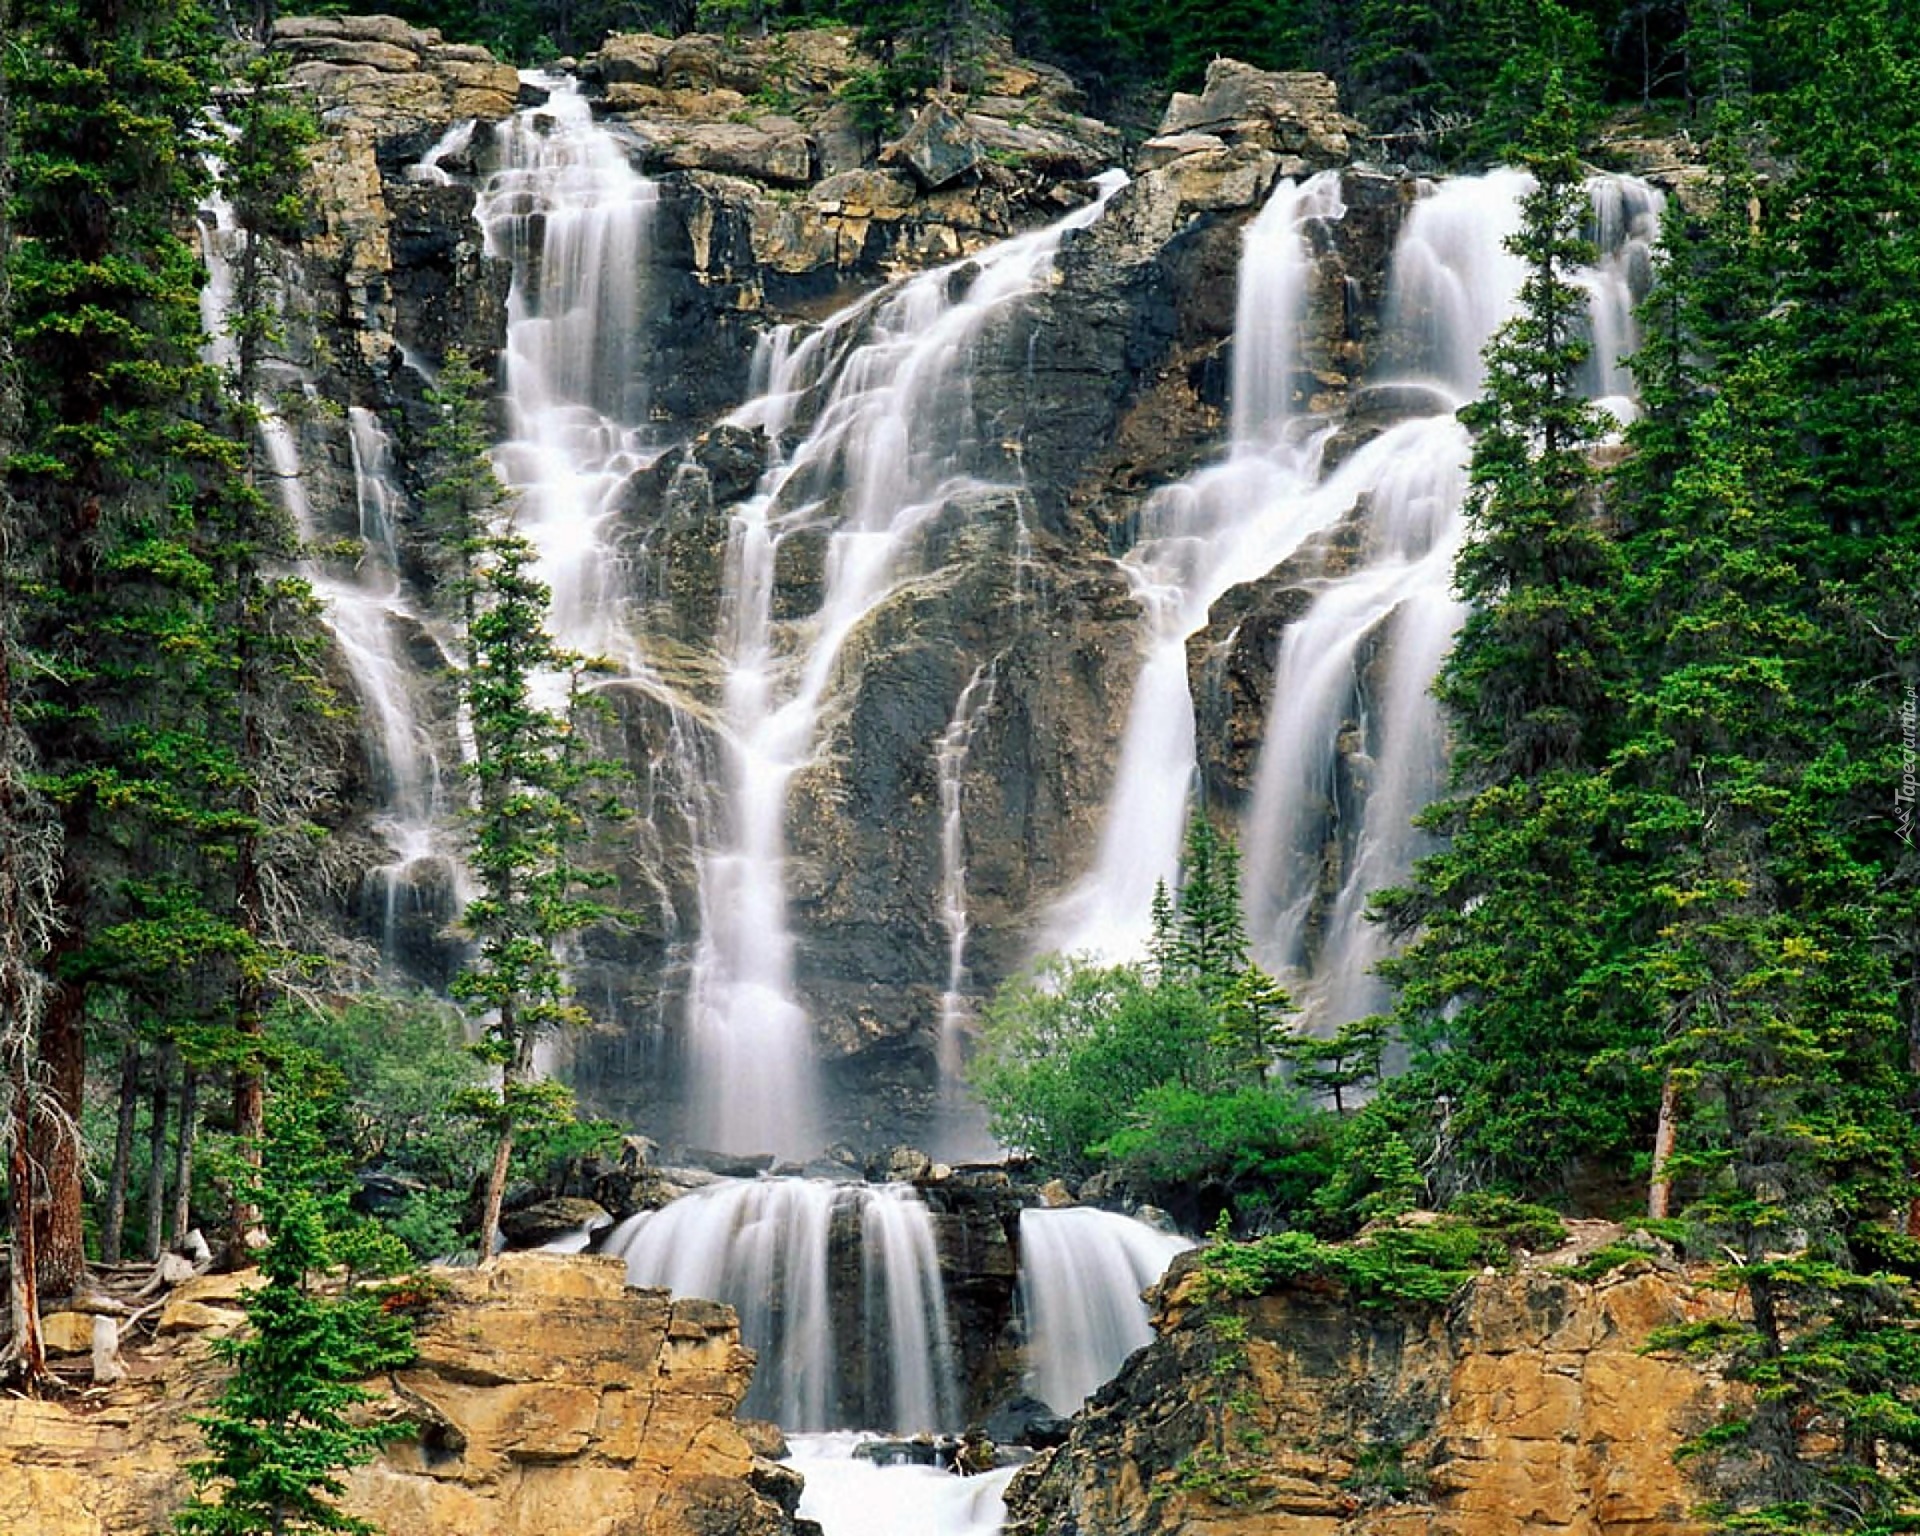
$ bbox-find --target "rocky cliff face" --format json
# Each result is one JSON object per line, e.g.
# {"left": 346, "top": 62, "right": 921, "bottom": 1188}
{"left": 1003, "top": 1251, "right": 1737, "bottom": 1536}
{"left": 0, "top": 1253, "right": 810, "bottom": 1536}
{"left": 261, "top": 18, "right": 1408, "bottom": 1154}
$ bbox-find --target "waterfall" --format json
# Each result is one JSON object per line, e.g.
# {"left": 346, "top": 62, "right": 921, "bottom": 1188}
{"left": 198, "top": 170, "right": 460, "bottom": 971}
{"left": 935, "top": 662, "right": 999, "bottom": 1143}
{"left": 1052, "top": 168, "right": 1662, "bottom": 1029}
{"left": 790, "top": 1434, "right": 1019, "bottom": 1536}
{"left": 1018, "top": 1207, "right": 1192, "bottom": 1413}
{"left": 477, "top": 73, "right": 660, "bottom": 666}
{"left": 605, "top": 1177, "right": 960, "bottom": 1433}
{"left": 861, "top": 1185, "right": 961, "bottom": 1432}
{"left": 1046, "top": 172, "right": 1349, "bottom": 961}
{"left": 684, "top": 175, "right": 1124, "bottom": 1160}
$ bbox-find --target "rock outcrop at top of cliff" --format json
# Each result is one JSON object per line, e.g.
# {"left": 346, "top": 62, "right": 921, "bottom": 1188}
{"left": 0, "top": 1253, "right": 811, "bottom": 1536}
{"left": 1003, "top": 1243, "right": 1739, "bottom": 1536}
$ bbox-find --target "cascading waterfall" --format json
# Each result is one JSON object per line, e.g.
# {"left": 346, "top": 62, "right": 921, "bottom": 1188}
{"left": 1045, "top": 172, "right": 1349, "bottom": 961}
{"left": 604, "top": 1177, "right": 960, "bottom": 1433}
{"left": 199, "top": 174, "right": 459, "bottom": 970}
{"left": 338, "top": 409, "right": 463, "bottom": 963}
{"left": 935, "top": 662, "right": 999, "bottom": 1142}
{"left": 1053, "top": 168, "right": 1661, "bottom": 1029}
{"left": 477, "top": 73, "right": 660, "bottom": 666}
{"left": 685, "top": 175, "right": 1123, "bottom": 1160}
{"left": 1018, "top": 1207, "right": 1193, "bottom": 1413}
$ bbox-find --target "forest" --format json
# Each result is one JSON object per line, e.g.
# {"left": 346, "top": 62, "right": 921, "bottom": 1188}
{"left": 1, "top": 0, "right": 1918, "bottom": 1530}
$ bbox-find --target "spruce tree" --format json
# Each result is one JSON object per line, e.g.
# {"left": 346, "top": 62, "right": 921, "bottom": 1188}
{"left": 4, "top": 0, "right": 231, "bottom": 1295}
{"left": 424, "top": 353, "right": 616, "bottom": 1258}
{"left": 174, "top": 1067, "right": 415, "bottom": 1536}
{"left": 1375, "top": 77, "right": 1660, "bottom": 1192}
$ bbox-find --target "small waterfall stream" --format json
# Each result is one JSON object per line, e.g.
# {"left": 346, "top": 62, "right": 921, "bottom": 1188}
{"left": 199, "top": 169, "right": 462, "bottom": 973}
{"left": 1018, "top": 1208, "right": 1193, "bottom": 1413}
{"left": 935, "top": 662, "right": 999, "bottom": 1148}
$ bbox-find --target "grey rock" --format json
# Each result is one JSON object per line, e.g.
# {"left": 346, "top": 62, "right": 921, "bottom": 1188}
{"left": 885, "top": 102, "right": 985, "bottom": 191}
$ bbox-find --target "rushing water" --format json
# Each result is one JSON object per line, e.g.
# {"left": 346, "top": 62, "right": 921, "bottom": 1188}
{"left": 790, "top": 1434, "right": 1020, "bottom": 1536}
{"left": 477, "top": 72, "right": 661, "bottom": 667}
{"left": 1052, "top": 167, "right": 1661, "bottom": 1028}
{"left": 603, "top": 1177, "right": 961, "bottom": 1432}
{"left": 1018, "top": 1206, "right": 1193, "bottom": 1412}
{"left": 683, "top": 175, "right": 1124, "bottom": 1160}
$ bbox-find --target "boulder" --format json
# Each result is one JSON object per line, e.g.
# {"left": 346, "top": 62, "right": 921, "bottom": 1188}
{"left": 884, "top": 102, "right": 985, "bottom": 191}
{"left": 639, "top": 120, "right": 815, "bottom": 186}
{"left": 983, "top": 1393, "right": 1073, "bottom": 1449}
{"left": 1155, "top": 58, "right": 1358, "bottom": 167}
{"left": 499, "top": 1196, "right": 614, "bottom": 1248}
{"left": 39, "top": 1312, "right": 96, "bottom": 1356}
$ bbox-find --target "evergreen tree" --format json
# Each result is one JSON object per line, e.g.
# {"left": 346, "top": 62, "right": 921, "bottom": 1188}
{"left": 1375, "top": 78, "right": 1660, "bottom": 1192}
{"left": 174, "top": 1065, "right": 416, "bottom": 1536}
{"left": 0, "top": 14, "right": 64, "bottom": 1379}
{"left": 4, "top": 0, "right": 230, "bottom": 1295}
{"left": 201, "top": 44, "right": 329, "bottom": 1254}
{"left": 424, "top": 352, "right": 616, "bottom": 1258}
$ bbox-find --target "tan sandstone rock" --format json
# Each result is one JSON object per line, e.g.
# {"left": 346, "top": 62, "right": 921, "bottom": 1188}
{"left": 0, "top": 1252, "right": 805, "bottom": 1536}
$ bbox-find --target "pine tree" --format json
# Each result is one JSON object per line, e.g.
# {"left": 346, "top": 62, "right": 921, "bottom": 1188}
{"left": 174, "top": 1066, "right": 416, "bottom": 1536}
{"left": 202, "top": 43, "right": 328, "bottom": 1255}
{"left": 1374, "top": 77, "right": 1660, "bottom": 1192}
{"left": 424, "top": 353, "right": 617, "bottom": 1258}
{"left": 4, "top": 0, "right": 231, "bottom": 1296}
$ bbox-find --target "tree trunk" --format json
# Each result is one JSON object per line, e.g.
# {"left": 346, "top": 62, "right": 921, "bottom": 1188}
{"left": 478, "top": 1127, "right": 514, "bottom": 1262}
{"left": 101, "top": 1039, "right": 139, "bottom": 1264}
{"left": 7, "top": 1095, "right": 46, "bottom": 1386}
{"left": 146, "top": 1046, "right": 171, "bottom": 1261}
{"left": 1647, "top": 1068, "right": 1680, "bottom": 1219}
{"left": 35, "top": 972, "right": 86, "bottom": 1297}
{"left": 171, "top": 1065, "right": 198, "bottom": 1245}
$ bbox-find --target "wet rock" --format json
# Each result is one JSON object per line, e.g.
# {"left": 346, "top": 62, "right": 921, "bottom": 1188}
{"left": 683, "top": 1148, "right": 779, "bottom": 1177}
{"left": 983, "top": 1393, "right": 1073, "bottom": 1449}
{"left": 1038, "top": 1179, "right": 1076, "bottom": 1208}
{"left": 499, "top": 1197, "right": 613, "bottom": 1248}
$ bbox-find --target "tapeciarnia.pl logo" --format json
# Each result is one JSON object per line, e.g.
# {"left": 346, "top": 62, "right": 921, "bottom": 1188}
{"left": 1898, "top": 681, "right": 1917, "bottom": 846}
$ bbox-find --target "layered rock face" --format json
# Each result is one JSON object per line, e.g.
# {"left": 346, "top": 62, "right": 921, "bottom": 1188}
{"left": 0, "top": 1253, "right": 809, "bottom": 1536}
{"left": 1003, "top": 1256, "right": 1734, "bottom": 1536}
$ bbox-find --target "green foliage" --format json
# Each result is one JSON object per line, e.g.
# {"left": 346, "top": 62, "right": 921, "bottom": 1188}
{"left": 174, "top": 1068, "right": 416, "bottom": 1535}
{"left": 425, "top": 349, "right": 622, "bottom": 1255}
{"left": 1561, "top": 1242, "right": 1649, "bottom": 1282}
{"left": 974, "top": 822, "right": 1304, "bottom": 1220}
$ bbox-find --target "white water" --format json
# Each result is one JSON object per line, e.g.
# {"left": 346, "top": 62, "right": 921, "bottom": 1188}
{"left": 199, "top": 170, "right": 462, "bottom": 968}
{"left": 935, "top": 662, "right": 999, "bottom": 1137}
{"left": 862, "top": 1184, "right": 962, "bottom": 1432}
{"left": 477, "top": 73, "right": 660, "bottom": 666}
{"left": 1052, "top": 168, "right": 1661, "bottom": 1030}
{"left": 791, "top": 1434, "right": 1019, "bottom": 1536}
{"left": 1046, "top": 172, "right": 1348, "bottom": 961}
{"left": 1019, "top": 1206, "right": 1192, "bottom": 1413}
{"left": 685, "top": 175, "right": 1124, "bottom": 1160}
{"left": 604, "top": 1177, "right": 959, "bottom": 1433}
